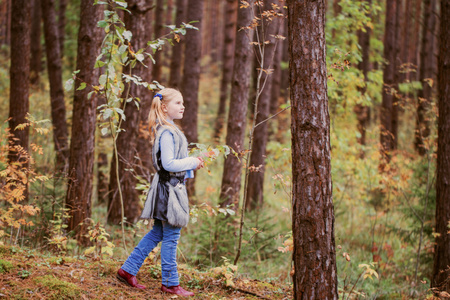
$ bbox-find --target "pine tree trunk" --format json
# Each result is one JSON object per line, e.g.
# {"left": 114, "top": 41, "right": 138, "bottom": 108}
{"left": 246, "top": 0, "right": 283, "bottom": 211}
{"left": 65, "top": 0, "right": 102, "bottom": 245}
{"left": 219, "top": 0, "right": 254, "bottom": 208}
{"left": 152, "top": 0, "right": 164, "bottom": 81}
{"left": 108, "top": 0, "right": 153, "bottom": 226}
{"left": 432, "top": 0, "right": 450, "bottom": 291}
{"left": 181, "top": 0, "right": 203, "bottom": 199}
{"left": 414, "top": 0, "right": 437, "bottom": 155}
{"left": 30, "top": 0, "right": 42, "bottom": 85}
{"left": 391, "top": 0, "right": 403, "bottom": 150}
{"left": 41, "top": 0, "right": 69, "bottom": 172}
{"left": 169, "top": 0, "right": 186, "bottom": 89}
{"left": 380, "top": 0, "right": 397, "bottom": 161}
{"left": 58, "top": 0, "right": 67, "bottom": 58}
{"left": 8, "top": 0, "right": 32, "bottom": 201}
{"left": 354, "top": 0, "right": 372, "bottom": 148}
{"left": 213, "top": 0, "right": 238, "bottom": 141}
{"left": 411, "top": 0, "right": 422, "bottom": 82}
{"left": 288, "top": 1, "right": 338, "bottom": 298}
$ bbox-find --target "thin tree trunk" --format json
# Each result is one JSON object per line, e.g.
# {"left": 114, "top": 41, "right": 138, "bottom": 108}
{"left": 152, "top": 0, "right": 164, "bottom": 81}
{"left": 30, "top": 0, "right": 42, "bottom": 85}
{"left": 168, "top": 0, "right": 186, "bottom": 89}
{"left": 108, "top": 0, "right": 152, "bottom": 226}
{"left": 213, "top": 0, "right": 238, "bottom": 141}
{"left": 380, "top": 0, "right": 397, "bottom": 161}
{"left": 288, "top": 0, "right": 338, "bottom": 298}
{"left": 432, "top": 0, "right": 450, "bottom": 291}
{"left": 41, "top": 0, "right": 69, "bottom": 172}
{"left": 411, "top": 0, "right": 422, "bottom": 82}
{"left": 65, "top": 0, "right": 102, "bottom": 245}
{"left": 181, "top": 0, "right": 203, "bottom": 199}
{"left": 58, "top": 0, "right": 67, "bottom": 58}
{"left": 8, "top": 0, "right": 32, "bottom": 201}
{"left": 415, "top": 0, "right": 437, "bottom": 155}
{"left": 354, "top": 0, "right": 372, "bottom": 148}
{"left": 246, "top": 0, "right": 283, "bottom": 211}
{"left": 268, "top": 8, "right": 285, "bottom": 138}
{"left": 391, "top": 0, "right": 403, "bottom": 150}
{"left": 219, "top": 0, "right": 254, "bottom": 208}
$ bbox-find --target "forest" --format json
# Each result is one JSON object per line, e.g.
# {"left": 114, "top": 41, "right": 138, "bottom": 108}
{"left": 0, "top": 0, "right": 449, "bottom": 299}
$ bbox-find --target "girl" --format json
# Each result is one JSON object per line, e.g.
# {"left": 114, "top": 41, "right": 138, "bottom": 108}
{"left": 117, "top": 88, "right": 203, "bottom": 297}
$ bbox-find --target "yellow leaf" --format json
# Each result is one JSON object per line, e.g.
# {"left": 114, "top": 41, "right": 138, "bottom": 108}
{"left": 84, "top": 246, "right": 96, "bottom": 255}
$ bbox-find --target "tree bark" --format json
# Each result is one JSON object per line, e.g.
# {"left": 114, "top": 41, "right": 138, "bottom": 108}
{"left": 246, "top": 0, "right": 283, "bottom": 211}
{"left": 152, "top": 0, "right": 164, "bottom": 81}
{"left": 181, "top": 0, "right": 203, "bottom": 199}
{"left": 380, "top": 0, "right": 397, "bottom": 161}
{"left": 213, "top": 0, "right": 238, "bottom": 141}
{"left": 65, "top": 0, "right": 102, "bottom": 245}
{"left": 354, "top": 0, "right": 372, "bottom": 148}
{"left": 30, "top": 0, "right": 42, "bottom": 85}
{"left": 8, "top": 0, "right": 32, "bottom": 201}
{"left": 0, "top": 0, "right": 11, "bottom": 46}
{"left": 41, "top": 0, "right": 69, "bottom": 172}
{"left": 414, "top": 0, "right": 437, "bottom": 155}
{"left": 288, "top": 0, "right": 338, "bottom": 298}
{"left": 169, "top": 0, "right": 186, "bottom": 89}
{"left": 219, "top": 0, "right": 254, "bottom": 208}
{"left": 411, "top": 0, "right": 422, "bottom": 82}
{"left": 432, "top": 0, "right": 450, "bottom": 291}
{"left": 58, "top": 0, "right": 67, "bottom": 58}
{"left": 391, "top": 0, "right": 403, "bottom": 150}
{"left": 108, "top": 0, "right": 153, "bottom": 226}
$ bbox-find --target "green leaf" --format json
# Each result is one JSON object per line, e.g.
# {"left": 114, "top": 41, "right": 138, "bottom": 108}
{"left": 99, "top": 74, "right": 107, "bottom": 86}
{"left": 64, "top": 79, "right": 74, "bottom": 91}
{"left": 136, "top": 53, "right": 144, "bottom": 62}
{"left": 101, "top": 127, "right": 109, "bottom": 136}
{"left": 97, "top": 20, "right": 108, "bottom": 28}
{"left": 123, "top": 30, "right": 132, "bottom": 41}
{"left": 76, "top": 82, "right": 87, "bottom": 91}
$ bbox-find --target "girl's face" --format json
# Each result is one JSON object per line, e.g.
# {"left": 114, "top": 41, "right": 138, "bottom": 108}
{"left": 163, "top": 95, "right": 185, "bottom": 122}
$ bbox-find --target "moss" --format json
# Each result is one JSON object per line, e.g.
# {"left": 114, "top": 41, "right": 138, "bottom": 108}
{"left": 0, "top": 259, "right": 14, "bottom": 273}
{"left": 90, "top": 259, "right": 118, "bottom": 277}
{"left": 34, "top": 275, "right": 81, "bottom": 300}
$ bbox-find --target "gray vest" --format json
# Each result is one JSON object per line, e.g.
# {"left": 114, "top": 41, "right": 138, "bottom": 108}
{"left": 140, "top": 125, "right": 190, "bottom": 227}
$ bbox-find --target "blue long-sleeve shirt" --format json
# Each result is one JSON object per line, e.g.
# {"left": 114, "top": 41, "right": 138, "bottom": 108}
{"left": 159, "top": 128, "right": 197, "bottom": 178}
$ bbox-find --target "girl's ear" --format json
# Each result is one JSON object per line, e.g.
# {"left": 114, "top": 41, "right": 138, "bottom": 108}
{"left": 161, "top": 104, "right": 167, "bottom": 112}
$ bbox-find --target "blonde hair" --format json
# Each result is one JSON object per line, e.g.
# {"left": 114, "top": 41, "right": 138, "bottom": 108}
{"left": 148, "top": 88, "right": 182, "bottom": 143}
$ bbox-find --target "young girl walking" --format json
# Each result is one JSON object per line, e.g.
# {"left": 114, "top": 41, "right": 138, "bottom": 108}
{"left": 117, "top": 88, "right": 204, "bottom": 297}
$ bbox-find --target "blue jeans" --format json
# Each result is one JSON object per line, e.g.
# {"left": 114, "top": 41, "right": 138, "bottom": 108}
{"left": 121, "top": 219, "right": 182, "bottom": 287}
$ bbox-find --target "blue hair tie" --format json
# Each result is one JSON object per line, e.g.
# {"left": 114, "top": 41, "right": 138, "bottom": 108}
{"left": 154, "top": 93, "right": 163, "bottom": 100}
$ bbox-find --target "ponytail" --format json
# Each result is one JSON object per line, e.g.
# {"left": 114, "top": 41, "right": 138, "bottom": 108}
{"left": 148, "top": 88, "right": 182, "bottom": 143}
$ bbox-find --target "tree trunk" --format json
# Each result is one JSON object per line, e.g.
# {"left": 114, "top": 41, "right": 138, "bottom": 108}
{"left": 58, "top": 0, "right": 67, "bottom": 58}
{"left": 391, "top": 0, "right": 403, "bottom": 150}
{"left": 288, "top": 1, "right": 338, "bottom": 298}
{"left": 432, "top": 0, "right": 450, "bottom": 291}
{"left": 108, "top": 0, "right": 153, "bottom": 226}
{"left": 181, "top": 0, "right": 203, "bottom": 199}
{"left": 41, "top": 0, "right": 69, "bottom": 172}
{"left": 354, "top": 0, "right": 372, "bottom": 148}
{"left": 269, "top": 7, "right": 285, "bottom": 138}
{"left": 209, "top": 0, "right": 220, "bottom": 62}
{"left": 246, "top": 0, "right": 283, "bottom": 211}
{"left": 0, "top": 0, "right": 11, "bottom": 46}
{"left": 65, "top": 0, "right": 102, "bottom": 245}
{"left": 8, "top": 0, "right": 32, "bottom": 201}
{"left": 30, "top": 0, "right": 42, "bottom": 85}
{"left": 168, "top": 0, "right": 186, "bottom": 89}
{"left": 411, "top": 0, "right": 422, "bottom": 82}
{"left": 414, "top": 0, "right": 437, "bottom": 155}
{"left": 213, "top": 0, "right": 238, "bottom": 141}
{"left": 219, "top": 0, "right": 254, "bottom": 208}
{"left": 380, "top": 0, "right": 397, "bottom": 161}
{"left": 152, "top": 0, "right": 164, "bottom": 81}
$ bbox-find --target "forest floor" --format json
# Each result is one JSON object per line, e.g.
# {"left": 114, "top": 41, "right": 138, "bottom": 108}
{"left": 0, "top": 245, "right": 293, "bottom": 299}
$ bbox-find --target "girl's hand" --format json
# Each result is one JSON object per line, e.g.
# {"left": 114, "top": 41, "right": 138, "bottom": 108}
{"left": 195, "top": 157, "right": 204, "bottom": 170}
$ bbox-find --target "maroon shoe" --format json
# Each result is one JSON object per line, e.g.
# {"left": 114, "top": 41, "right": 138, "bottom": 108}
{"left": 116, "top": 268, "right": 146, "bottom": 289}
{"left": 161, "top": 284, "right": 194, "bottom": 297}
